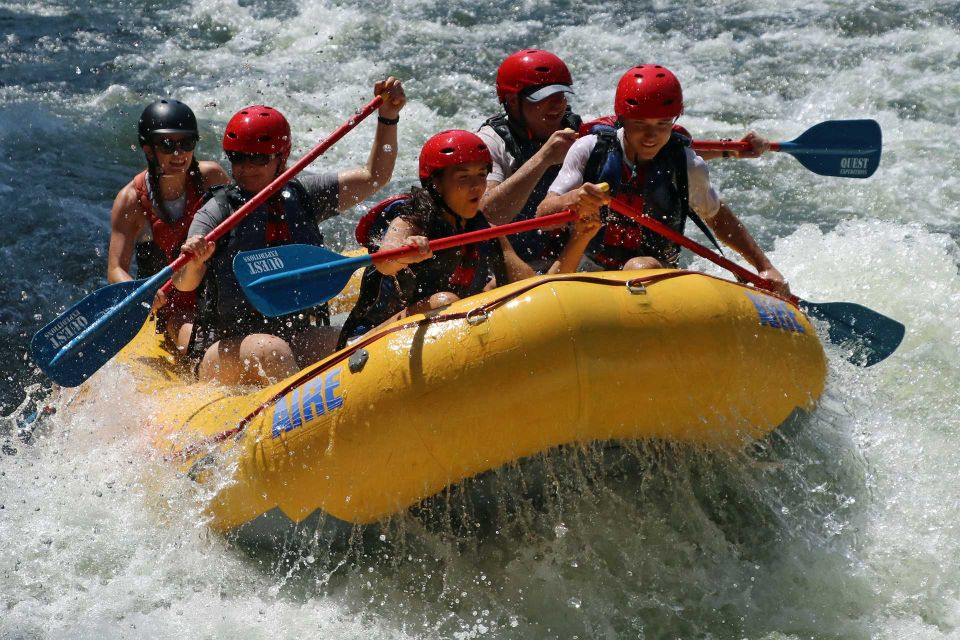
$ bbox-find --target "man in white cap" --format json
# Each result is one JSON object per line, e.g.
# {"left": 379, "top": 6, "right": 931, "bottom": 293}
{"left": 477, "top": 49, "right": 582, "bottom": 270}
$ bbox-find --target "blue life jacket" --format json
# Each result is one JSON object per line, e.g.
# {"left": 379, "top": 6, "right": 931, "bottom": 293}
{"left": 580, "top": 121, "right": 721, "bottom": 269}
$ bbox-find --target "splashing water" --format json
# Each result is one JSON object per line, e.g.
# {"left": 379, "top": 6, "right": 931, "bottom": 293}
{"left": 2, "top": 0, "right": 958, "bottom": 638}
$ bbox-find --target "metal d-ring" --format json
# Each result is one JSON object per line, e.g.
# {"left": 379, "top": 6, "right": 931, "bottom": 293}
{"left": 466, "top": 307, "right": 490, "bottom": 325}
{"left": 626, "top": 278, "right": 648, "bottom": 295}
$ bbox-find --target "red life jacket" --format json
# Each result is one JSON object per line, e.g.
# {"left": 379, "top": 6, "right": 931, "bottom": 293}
{"left": 591, "top": 163, "right": 648, "bottom": 267}
{"left": 355, "top": 194, "right": 411, "bottom": 250}
{"left": 132, "top": 170, "right": 203, "bottom": 312}
{"left": 133, "top": 170, "right": 205, "bottom": 261}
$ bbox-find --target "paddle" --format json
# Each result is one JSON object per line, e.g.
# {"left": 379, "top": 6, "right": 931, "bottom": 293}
{"left": 234, "top": 209, "right": 579, "bottom": 317}
{"left": 692, "top": 119, "right": 882, "bottom": 178}
{"left": 606, "top": 197, "right": 904, "bottom": 366}
{"left": 31, "top": 95, "right": 386, "bottom": 388}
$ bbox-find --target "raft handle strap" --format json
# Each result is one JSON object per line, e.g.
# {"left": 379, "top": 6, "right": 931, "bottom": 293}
{"left": 626, "top": 278, "right": 648, "bottom": 295}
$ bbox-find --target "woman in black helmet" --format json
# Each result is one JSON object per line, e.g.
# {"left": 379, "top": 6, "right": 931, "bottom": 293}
{"left": 107, "top": 99, "right": 230, "bottom": 353}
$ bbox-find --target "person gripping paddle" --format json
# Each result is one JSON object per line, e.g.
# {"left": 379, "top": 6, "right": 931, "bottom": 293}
{"left": 174, "top": 79, "right": 406, "bottom": 386}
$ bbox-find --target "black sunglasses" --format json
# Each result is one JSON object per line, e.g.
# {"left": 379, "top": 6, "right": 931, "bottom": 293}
{"left": 151, "top": 136, "right": 198, "bottom": 154}
{"left": 225, "top": 151, "right": 275, "bottom": 166}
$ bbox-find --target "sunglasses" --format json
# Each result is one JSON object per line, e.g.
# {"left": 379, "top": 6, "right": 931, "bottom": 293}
{"left": 225, "top": 151, "right": 275, "bottom": 166}
{"left": 151, "top": 136, "right": 198, "bottom": 154}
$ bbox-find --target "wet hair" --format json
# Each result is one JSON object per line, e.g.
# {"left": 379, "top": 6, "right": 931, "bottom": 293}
{"left": 397, "top": 185, "right": 443, "bottom": 231}
{"left": 402, "top": 173, "right": 475, "bottom": 231}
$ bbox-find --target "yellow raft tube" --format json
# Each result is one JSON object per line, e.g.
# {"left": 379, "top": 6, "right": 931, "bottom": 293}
{"left": 118, "top": 269, "right": 826, "bottom": 539}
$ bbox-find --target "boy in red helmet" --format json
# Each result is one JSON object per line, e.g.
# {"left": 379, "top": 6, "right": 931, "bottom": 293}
{"left": 337, "top": 129, "right": 600, "bottom": 347}
{"left": 477, "top": 49, "right": 583, "bottom": 271}
{"left": 174, "top": 78, "right": 405, "bottom": 386}
{"left": 479, "top": 50, "right": 771, "bottom": 274}
{"left": 537, "top": 65, "right": 788, "bottom": 293}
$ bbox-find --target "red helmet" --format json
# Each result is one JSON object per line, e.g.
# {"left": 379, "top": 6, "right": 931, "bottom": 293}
{"left": 418, "top": 130, "right": 492, "bottom": 182}
{"left": 222, "top": 105, "right": 291, "bottom": 161}
{"left": 496, "top": 49, "right": 573, "bottom": 103}
{"left": 614, "top": 65, "right": 684, "bottom": 120}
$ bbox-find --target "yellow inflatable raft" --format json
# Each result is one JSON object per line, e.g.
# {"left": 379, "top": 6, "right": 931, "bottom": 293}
{"left": 118, "top": 269, "right": 826, "bottom": 540}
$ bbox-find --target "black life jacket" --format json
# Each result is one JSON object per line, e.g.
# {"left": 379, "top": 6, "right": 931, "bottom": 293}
{"left": 192, "top": 180, "right": 326, "bottom": 342}
{"left": 338, "top": 193, "right": 508, "bottom": 348}
{"left": 481, "top": 108, "right": 582, "bottom": 263}
{"left": 580, "top": 120, "right": 721, "bottom": 269}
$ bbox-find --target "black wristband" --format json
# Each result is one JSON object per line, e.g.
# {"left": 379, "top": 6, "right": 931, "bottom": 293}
{"left": 721, "top": 138, "right": 732, "bottom": 159}
{"left": 377, "top": 115, "right": 400, "bottom": 126}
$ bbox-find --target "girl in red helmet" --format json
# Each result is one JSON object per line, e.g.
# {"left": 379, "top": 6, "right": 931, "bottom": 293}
{"left": 107, "top": 99, "right": 230, "bottom": 354}
{"left": 537, "top": 65, "right": 789, "bottom": 295}
{"left": 174, "top": 78, "right": 406, "bottom": 386}
{"left": 337, "top": 129, "right": 600, "bottom": 347}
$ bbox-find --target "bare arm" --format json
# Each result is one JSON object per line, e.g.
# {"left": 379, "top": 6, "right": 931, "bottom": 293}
{"left": 537, "top": 182, "right": 609, "bottom": 219}
{"left": 481, "top": 128, "right": 578, "bottom": 225}
{"left": 498, "top": 237, "right": 536, "bottom": 283}
{"left": 172, "top": 235, "right": 213, "bottom": 292}
{"left": 107, "top": 184, "right": 146, "bottom": 283}
{"left": 372, "top": 217, "right": 432, "bottom": 277}
{"left": 706, "top": 203, "right": 788, "bottom": 294}
{"left": 546, "top": 209, "right": 602, "bottom": 274}
{"left": 198, "top": 160, "right": 231, "bottom": 188}
{"left": 336, "top": 78, "right": 406, "bottom": 210}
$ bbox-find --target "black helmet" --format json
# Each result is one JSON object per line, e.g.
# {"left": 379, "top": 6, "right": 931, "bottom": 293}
{"left": 137, "top": 99, "right": 198, "bottom": 145}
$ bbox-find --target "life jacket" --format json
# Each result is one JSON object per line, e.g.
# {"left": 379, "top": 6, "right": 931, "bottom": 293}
{"left": 192, "top": 180, "right": 326, "bottom": 340}
{"left": 579, "top": 119, "right": 719, "bottom": 269}
{"left": 481, "top": 108, "right": 582, "bottom": 263}
{"left": 338, "top": 193, "right": 508, "bottom": 347}
{"left": 132, "top": 169, "right": 205, "bottom": 277}
{"left": 132, "top": 170, "right": 204, "bottom": 320}
{"left": 354, "top": 193, "right": 410, "bottom": 251}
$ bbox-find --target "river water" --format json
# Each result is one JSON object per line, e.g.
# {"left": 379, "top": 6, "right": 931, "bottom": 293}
{"left": 1, "top": 1, "right": 958, "bottom": 638}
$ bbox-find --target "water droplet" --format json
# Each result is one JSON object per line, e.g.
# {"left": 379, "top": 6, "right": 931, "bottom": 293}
{"left": 568, "top": 597, "right": 581, "bottom": 609}
{"left": 381, "top": 144, "right": 393, "bottom": 153}
{"left": 554, "top": 522, "right": 568, "bottom": 537}
{"left": 75, "top": 67, "right": 81, "bottom": 75}
{"left": 306, "top": 554, "right": 315, "bottom": 564}
{"left": 379, "top": 534, "right": 386, "bottom": 541}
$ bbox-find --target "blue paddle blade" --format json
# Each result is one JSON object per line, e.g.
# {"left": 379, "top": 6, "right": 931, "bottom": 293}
{"left": 234, "top": 244, "right": 373, "bottom": 317}
{"left": 30, "top": 278, "right": 156, "bottom": 387}
{"left": 780, "top": 119, "right": 882, "bottom": 178}
{"left": 800, "top": 299, "right": 904, "bottom": 366}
